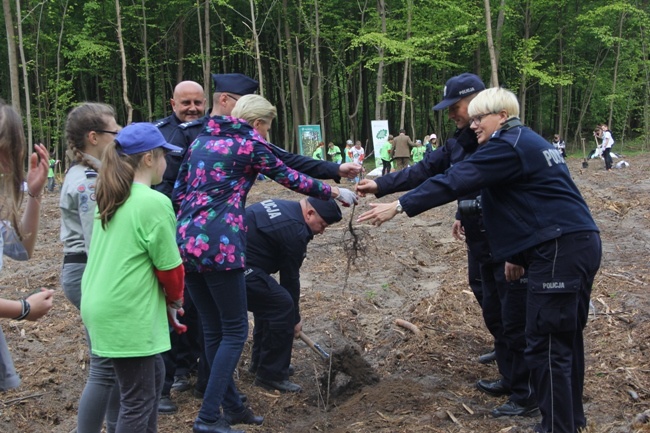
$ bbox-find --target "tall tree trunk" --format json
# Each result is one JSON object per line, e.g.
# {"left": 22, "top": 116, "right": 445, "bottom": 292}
{"left": 608, "top": 12, "right": 626, "bottom": 129}
{"left": 176, "top": 17, "right": 185, "bottom": 84}
{"left": 250, "top": 0, "right": 263, "bottom": 95}
{"left": 284, "top": 0, "right": 301, "bottom": 151}
{"left": 374, "top": 0, "right": 386, "bottom": 120}
{"left": 142, "top": 0, "right": 152, "bottom": 120}
{"left": 15, "top": 0, "right": 32, "bottom": 153}
{"left": 276, "top": 20, "right": 289, "bottom": 148}
{"left": 484, "top": 0, "right": 499, "bottom": 86}
{"left": 518, "top": 0, "right": 531, "bottom": 122}
{"left": 314, "top": 0, "right": 325, "bottom": 146}
{"left": 54, "top": 0, "right": 69, "bottom": 155}
{"left": 33, "top": 2, "right": 45, "bottom": 143}
{"left": 3, "top": 0, "right": 21, "bottom": 113}
{"left": 494, "top": 0, "right": 505, "bottom": 66}
{"left": 204, "top": 1, "right": 210, "bottom": 98}
{"left": 116, "top": 0, "right": 133, "bottom": 123}
{"left": 399, "top": 0, "right": 413, "bottom": 130}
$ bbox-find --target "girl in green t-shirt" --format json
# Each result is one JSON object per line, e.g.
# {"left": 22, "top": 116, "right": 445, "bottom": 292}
{"left": 411, "top": 139, "right": 426, "bottom": 164}
{"left": 81, "top": 123, "right": 185, "bottom": 432}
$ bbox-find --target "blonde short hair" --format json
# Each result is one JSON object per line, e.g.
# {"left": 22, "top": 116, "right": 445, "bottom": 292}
{"left": 468, "top": 87, "right": 520, "bottom": 119}
{"left": 231, "top": 94, "right": 277, "bottom": 125}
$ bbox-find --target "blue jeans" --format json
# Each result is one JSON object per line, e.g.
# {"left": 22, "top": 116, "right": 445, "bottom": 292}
{"left": 185, "top": 270, "right": 248, "bottom": 423}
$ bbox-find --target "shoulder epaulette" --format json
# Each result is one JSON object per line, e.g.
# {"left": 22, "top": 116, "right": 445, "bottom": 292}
{"left": 84, "top": 168, "right": 98, "bottom": 178}
{"left": 154, "top": 118, "right": 170, "bottom": 128}
{"left": 179, "top": 119, "right": 203, "bottom": 130}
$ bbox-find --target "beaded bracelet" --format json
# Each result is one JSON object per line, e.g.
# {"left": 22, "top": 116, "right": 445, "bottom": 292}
{"left": 13, "top": 298, "right": 31, "bottom": 321}
{"left": 27, "top": 189, "right": 41, "bottom": 200}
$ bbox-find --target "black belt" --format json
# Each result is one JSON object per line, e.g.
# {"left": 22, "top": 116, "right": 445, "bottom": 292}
{"left": 63, "top": 253, "right": 87, "bottom": 264}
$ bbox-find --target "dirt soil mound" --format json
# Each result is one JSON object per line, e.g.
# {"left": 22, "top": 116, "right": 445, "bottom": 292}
{"left": 1, "top": 154, "right": 649, "bottom": 433}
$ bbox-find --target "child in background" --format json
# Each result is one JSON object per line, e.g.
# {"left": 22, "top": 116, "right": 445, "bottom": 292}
{"left": 80, "top": 123, "right": 185, "bottom": 432}
{"left": 0, "top": 101, "right": 55, "bottom": 392}
{"left": 380, "top": 135, "right": 393, "bottom": 176}
{"left": 60, "top": 102, "right": 121, "bottom": 432}
{"left": 351, "top": 140, "right": 365, "bottom": 183}
{"left": 328, "top": 142, "right": 342, "bottom": 164}
{"left": 411, "top": 139, "right": 425, "bottom": 164}
{"left": 425, "top": 134, "right": 437, "bottom": 153}
{"left": 47, "top": 152, "right": 60, "bottom": 192}
{"left": 345, "top": 139, "right": 353, "bottom": 163}
{"left": 312, "top": 142, "right": 325, "bottom": 160}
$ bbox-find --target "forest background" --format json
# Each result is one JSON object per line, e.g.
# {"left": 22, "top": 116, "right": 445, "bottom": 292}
{"left": 1, "top": 0, "right": 649, "bottom": 162}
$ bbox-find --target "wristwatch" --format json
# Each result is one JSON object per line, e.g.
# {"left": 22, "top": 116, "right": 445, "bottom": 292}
{"left": 395, "top": 200, "right": 404, "bottom": 214}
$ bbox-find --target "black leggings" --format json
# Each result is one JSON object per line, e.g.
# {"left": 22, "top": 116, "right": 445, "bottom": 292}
{"left": 382, "top": 159, "right": 392, "bottom": 176}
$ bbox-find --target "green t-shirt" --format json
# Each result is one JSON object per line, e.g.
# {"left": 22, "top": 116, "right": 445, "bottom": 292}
{"left": 312, "top": 147, "right": 324, "bottom": 160}
{"left": 379, "top": 141, "right": 391, "bottom": 161}
{"left": 411, "top": 146, "right": 425, "bottom": 163}
{"left": 48, "top": 158, "right": 55, "bottom": 177}
{"left": 328, "top": 146, "right": 342, "bottom": 163}
{"left": 81, "top": 183, "right": 181, "bottom": 358}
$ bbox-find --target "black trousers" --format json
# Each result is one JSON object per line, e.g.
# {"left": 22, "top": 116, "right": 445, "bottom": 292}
{"left": 522, "top": 231, "right": 601, "bottom": 433}
{"left": 161, "top": 289, "right": 210, "bottom": 395}
{"left": 246, "top": 269, "right": 295, "bottom": 382}
{"left": 480, "top": 261, "right": 531, "bottom": 404}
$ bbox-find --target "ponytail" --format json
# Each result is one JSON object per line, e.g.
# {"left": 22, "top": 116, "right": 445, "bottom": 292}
{"left": 96, "top": 144, "right": 165, "bottom": 229}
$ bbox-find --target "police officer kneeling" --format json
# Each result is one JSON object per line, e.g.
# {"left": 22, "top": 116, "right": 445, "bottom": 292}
{"left": 245, "top": 197, "right": 342, "bottom": 392}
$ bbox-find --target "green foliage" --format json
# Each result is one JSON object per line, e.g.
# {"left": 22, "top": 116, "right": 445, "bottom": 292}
{"left": 0, "top": 0, "right": 648, "bottom": 151}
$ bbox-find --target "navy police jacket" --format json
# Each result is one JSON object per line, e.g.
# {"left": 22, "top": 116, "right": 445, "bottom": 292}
{"left": 153, "top": 113, "right": 204, "bottom": 198}
{"left": 246, "top": 199, "right": 313, "bottom": 323}
{"left": 399, "top": 119, "right": 599, "bottom": 261}
{"left": 374, "top": 126, "right": 492, "bottom": 262}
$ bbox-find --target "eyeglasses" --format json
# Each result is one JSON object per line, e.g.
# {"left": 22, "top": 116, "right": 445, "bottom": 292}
{"left": 470, "top": 113, "right": 494, "bottom": 126}
{"left": 225, "top": 93, "right": 240, "bottom": 102}
{"left": 96, "top": 129, "right": 119, "bottom": 135}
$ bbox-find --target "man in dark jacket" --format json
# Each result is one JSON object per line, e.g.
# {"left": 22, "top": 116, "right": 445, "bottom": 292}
{"left": 245, "top": 197, "right": 343, "bottom": 393}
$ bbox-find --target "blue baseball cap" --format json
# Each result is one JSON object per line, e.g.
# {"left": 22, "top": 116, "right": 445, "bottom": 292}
{"left": 307, "top": 197, "right": 342, "bottom": 225}
{"left": 432, "top": 73, "right": 486, "bottom": 111}
{"left": 115, "top": 123, "right": 182, "bottom": 155}
{"left": 211, "top": 73, "right": 259, "bottom": 96}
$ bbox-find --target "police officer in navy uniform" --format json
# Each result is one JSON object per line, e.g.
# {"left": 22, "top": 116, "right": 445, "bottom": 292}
{"left": 358, "top": 87, "right": 601, "bottom": 433}
{"left": 154, "top": 80, "right": 206, "bottom": 197}
{"left": 154, "top": 80, "right": 209, "bottom": 414}
{"left": 244, "top": 197, "right": 342, "bottom": 393}
{"left": 357, "top": 73, "right": 534, "bottom": 418}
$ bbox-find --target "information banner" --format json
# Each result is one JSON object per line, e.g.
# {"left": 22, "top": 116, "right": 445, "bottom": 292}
{"left": 371, "top": 120, "right": 390, "bottom": 168}
{"left": 298, "top": 125, "right": 323, "bottom": 158}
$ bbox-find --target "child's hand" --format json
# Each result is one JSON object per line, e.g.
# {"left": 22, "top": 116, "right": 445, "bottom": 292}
{"left": 167, "top": 306, "right": 187, "bottom": 334}
{"left": 26, "top": 288, "right": 55, "bottom": 321}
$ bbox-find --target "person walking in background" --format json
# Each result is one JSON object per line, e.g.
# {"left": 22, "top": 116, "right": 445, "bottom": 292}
{"left": 390, "top": 129, "right": 414, "bottom": 170}
{"left": 173, "top": 93, "right": 357, "bottom": 433}
{"left": 327, "top": 142, "right": 342, "bottom": 164}
{"left": 600, "top": 125, "right": 614, "bottom": 171}
{"left": 552, "top": 134, "right": 566, "bottom": 159}
{"left": 81, "top": 123, "right": 185, "bottom": 433}
{"left": 380, "top": 135, "right": 393, "bottom": 176}
{"left": 0, "top": 101, "right": 55, "bottom": 392}
{"left": 60, "top": 102, "right": 122, "bottom": 433}
{"left": 411, "top": 139, "right": 425, "bottom": 164}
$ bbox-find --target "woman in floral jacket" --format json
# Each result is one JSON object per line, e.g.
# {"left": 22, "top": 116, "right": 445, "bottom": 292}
{"left": 173, "top": 94, "right": 354, "bottom": 433}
